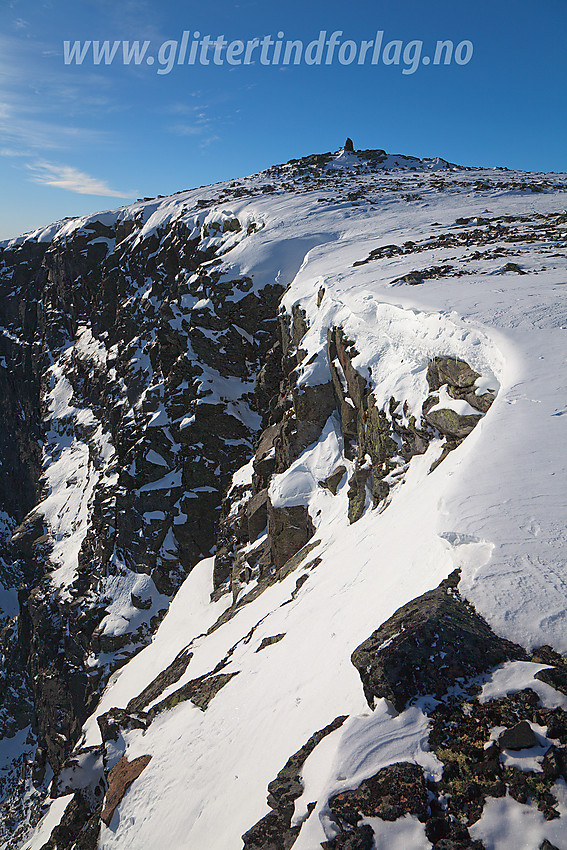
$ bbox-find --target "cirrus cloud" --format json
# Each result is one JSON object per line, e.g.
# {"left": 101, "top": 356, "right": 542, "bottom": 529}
{"left": 26, "top": 160, "right": 130, "bottom": 197}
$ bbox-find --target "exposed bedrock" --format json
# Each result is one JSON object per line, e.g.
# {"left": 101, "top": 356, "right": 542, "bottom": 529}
{"left": 351, "top": 570, "right": 526, "bottom": 712}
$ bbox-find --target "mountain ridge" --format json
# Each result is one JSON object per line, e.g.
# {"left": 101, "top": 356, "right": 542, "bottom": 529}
{"left": 0, "top": 148, "right": 566, "bottom": 849}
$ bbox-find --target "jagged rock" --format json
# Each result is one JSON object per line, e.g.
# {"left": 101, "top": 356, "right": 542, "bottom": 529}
{"left": 253, "top": 423, "right": 281, "bottom": 488}
{"left": 371, "top": 477, "right": 389, "bottom": 506}
{"left": 255, "top": 342, "right": 284, "bottom": 426}
{"left": 39, "top": 792, "right": 102, "bottom": 850}
{"left": 51, "top": 746, "right": 105, "bottom": 809}
{"left": 498, "top": 720, "right": 539, "bottom": 750}
{"left": 267, "top": 500, "right": 315, "bottom": 570}
{"left": 293, "top": 382, "right": 336, "bottom": 429}
{"left": 428, "top": 684, "right": 567, "bottom": 829}
{"left": 351, "top": 571, "right": 526, "bottom": 711}
{"left": 24, "top": 587, "right": 91, "bottom": 774}
{"left": 327, "top": 337, "right": 358, "bottom": 444}
{"left": 278, "top": 539, "right": 321, "bottom": 580}
{"left": 542, "top": 745, "right": 567, "bottom": 780}
{"left": 328, "top": 762, "right": 429, "bottom": 824}
{"left": 0, "top": 617, "right": 33, "bottom": 738}
{"left": 290, "top": 304, "right": 309, "bottom": 351}
{"left": 321, "top": 824, "right": 374, "bottom": 849}
{"left": 241, "top": 809, "right": 300, "bottom": 850}
{"left": 97, "top": 708, "right": 150, "bottom": 743}
{"left": 427, "top": 357, "right": 480, "bottom": 391}
{"left": 347, "top": 465, "right": 371, "bottom": 524}
{"left": 463, "top": 390, "right": 495, "bottom": 413}
{"left": 130, "top": 591, "right": 152, "bottom": 610}
{"left": 242, "top": 715, "right": 347, "bottom": 850}
{"left": 256, "top": 634, "right": 285, "bottom": 653}
{"left": 9, "top": 513, "right": 47, "bottom": 560}
{"left": 126, "top": 647, "right": 193, "bottom": 713}
{"left": 270, "top": 714, "right": 349, "bottom": 812}
{"left": 360, "top": 401, "right": 398, "bottom": 467}
{"left": 319, "top": 465, "right": 347, "bottom": 496}
{"left": 0, "top": 207, "right": 284, "bottom": 827}
{"left": 502, "top": 262, "right": 526, "bottom": 274}
{"left": 423, "top": 404, "right": 482, "bottom": 439}
{"left": 101, "top": 754, "right": 152, "bottom": 827}
{"left": 328, "top": 328, "right": 368, "bottom": 410}
{"left": 247, "top": 489, "right": 268, "bottom": 542}
{"left": 150, "top": 670, "right": 238, "bottom": 714}
{"left": 31, "top": 746, "right": 48, "bottom": 785}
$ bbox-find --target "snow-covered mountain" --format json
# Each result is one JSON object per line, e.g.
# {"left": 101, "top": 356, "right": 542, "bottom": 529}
{"left": 1, "top": 145, "right": 566, "bottom": 850}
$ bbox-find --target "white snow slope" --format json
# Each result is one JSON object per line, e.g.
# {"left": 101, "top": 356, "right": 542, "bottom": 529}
{"left": 17, "top": 153, "right": 567, "bottom": 849}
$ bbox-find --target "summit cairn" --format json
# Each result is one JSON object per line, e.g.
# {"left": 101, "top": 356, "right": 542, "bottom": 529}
{"left": 344, "top": 137, "right": 354, "bottom": 152}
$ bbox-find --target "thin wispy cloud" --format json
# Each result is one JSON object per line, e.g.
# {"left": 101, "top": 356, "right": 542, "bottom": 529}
{"left": 0, "top": 34, "right": 118, "bottom": 151}
{"left": 1, "top": 111, "right": 111, "bottom": 151}
{"left": 199, "top": 135, "right": 220, "bottom": 149}
{"left": 27, "top": 160, "right": 130, "bottom": 197}
{"left": 0, "top": 147, "right": 27, "bottom": 157}
{"left": 169, "top": 123, "right": 209, "bottom": 137}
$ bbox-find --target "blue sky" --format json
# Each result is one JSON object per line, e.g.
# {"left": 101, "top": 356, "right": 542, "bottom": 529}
{"left": 1, "top": 0, "right": 566, "bottom": 240}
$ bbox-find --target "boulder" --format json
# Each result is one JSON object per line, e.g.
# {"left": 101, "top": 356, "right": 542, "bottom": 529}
{"left": 351, "top": 571, "right": 525, "bottom": 711}
{"left": 319, "top": 465, "right": 347, "bottom": 495}
{"left": 424, "top": 405, "right": 482, "bottom": 440}
{"left": 427, "top": 357, "right": 480, "bottom": 391}
{"left": 498, "top": 721, "right": 539, "bottom": 750}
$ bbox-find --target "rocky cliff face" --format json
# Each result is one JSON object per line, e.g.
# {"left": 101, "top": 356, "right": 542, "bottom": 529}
{"left": 0, "top": 195, "right": 282, "bottom": 842}
{"left": 1, "top": 149, "right": 567, "bottom": 849}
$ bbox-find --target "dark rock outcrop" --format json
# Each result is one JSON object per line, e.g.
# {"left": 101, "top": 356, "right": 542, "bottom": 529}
{"left": 347, "top": 465, "right": 371, "bottom": 524}
{"left": 321, "top": 824, "right": 374, "bottom": 850}
{"left": 267, "top": 501, "right": 315, "bottom": 570}
{"left": 351, "top": 571, "right": 526, "bottom": 711}
{"left": 499, "top": 720, "right": 539, "bottom": 750}
{"left": 0, "top": 203, "right": 283, "bottom": 832}
{"left": 242, "top": 715, "right": 347, "bottom": 850}
{"left": 328, "top": 762, "right": 429, "bottom": 824}
{"left": 319, "top": 465, "right": 347, "bottom": 496}
{"left": 38, "top": 792, "right": 102, "bottom": 850}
